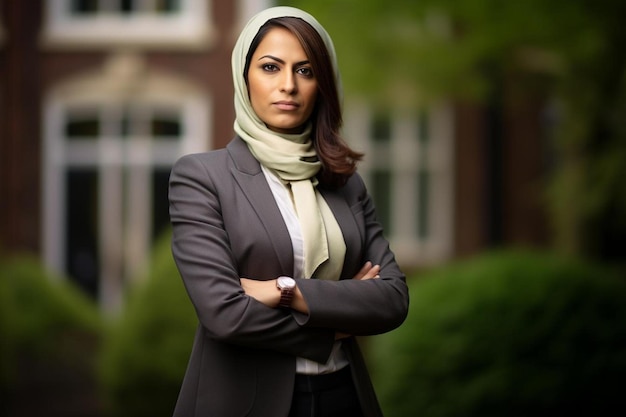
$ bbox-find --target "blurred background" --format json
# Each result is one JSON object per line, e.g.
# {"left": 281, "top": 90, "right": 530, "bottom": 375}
{"left": 1, "top": 0, "right": 625, "bottom": 416}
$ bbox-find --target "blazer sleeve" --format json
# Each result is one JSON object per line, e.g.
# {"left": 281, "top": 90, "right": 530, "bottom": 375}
{"left": 294, "top": 173, "right": 410, "bottom": 336}
{"left": 169, "top": 153, "right": 335, "bottom": 363}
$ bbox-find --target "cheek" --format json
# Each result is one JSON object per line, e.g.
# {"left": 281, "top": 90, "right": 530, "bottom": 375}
{"left": 247, "top": 79, "right": 265, "bottom": 113}
{"left": 304, "top": 87, "right": 319, "bottom": 114}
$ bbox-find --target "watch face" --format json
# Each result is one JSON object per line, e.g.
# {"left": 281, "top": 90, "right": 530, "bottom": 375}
{"left": 278, "top": 276, "right": 295, "bottom": 288}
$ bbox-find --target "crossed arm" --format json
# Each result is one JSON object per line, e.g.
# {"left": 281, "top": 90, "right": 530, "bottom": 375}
{"left": 240, "top": 261, "right": 380, "bottom": 339}
{"left": 240, "top": 261, "right": 380, "bottom": 312}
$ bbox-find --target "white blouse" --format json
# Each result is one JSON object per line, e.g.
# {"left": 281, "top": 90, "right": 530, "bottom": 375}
{"left": 261, "top": 165, "right": 349, "bottom": 375}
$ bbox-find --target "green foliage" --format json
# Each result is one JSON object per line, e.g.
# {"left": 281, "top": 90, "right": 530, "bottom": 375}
{"left": 99, "top": 230, "right": 197, "bottom": 417}
{"left": 370, "top": 250, "right": 626, "bottom": 416}
{"left": 0, "top": 255, "right": 101, "bottom": 372}
{"left": 283, "top": 0, "right": 626, "bottom": 262}
{"left": 0, "top": 255, "right": 102, "bottom": 409}
{"left": 283, "top": 0, "right": 626, "bottom": 101}
{"left": 281, "top": 0, "right": 429, "bottom": 103}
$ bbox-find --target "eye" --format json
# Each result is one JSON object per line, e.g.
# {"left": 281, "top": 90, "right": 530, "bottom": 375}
{"left": 296, "top": 67, "right": 314, "bottom": 78}
{"left": 261, "top": 64, "right": 279, "bottom": 72}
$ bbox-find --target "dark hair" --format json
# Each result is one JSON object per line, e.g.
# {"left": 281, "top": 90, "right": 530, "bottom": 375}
{"left": 244, "top": 16, "right": 363, "bottom": 188}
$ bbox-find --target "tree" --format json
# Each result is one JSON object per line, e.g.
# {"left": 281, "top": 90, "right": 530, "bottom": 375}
{"left": 283, "top": 0, "right": 626, "bottom": 264}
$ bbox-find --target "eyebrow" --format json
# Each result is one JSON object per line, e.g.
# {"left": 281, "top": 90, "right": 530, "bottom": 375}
{"left": 258, "top": 55, "right": 310, "bottom": 67}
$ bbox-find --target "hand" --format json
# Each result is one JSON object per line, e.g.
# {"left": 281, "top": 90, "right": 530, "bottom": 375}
{"left": 240, "top": 278, "right": 280, "bottom": 307}
{"left": 353, "top": 261, "right": 380, "bottom": 280}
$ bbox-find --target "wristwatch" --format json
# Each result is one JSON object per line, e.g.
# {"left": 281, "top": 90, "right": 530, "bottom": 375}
{"left": 276, "top": 276, "right": 296, "bottom": 308}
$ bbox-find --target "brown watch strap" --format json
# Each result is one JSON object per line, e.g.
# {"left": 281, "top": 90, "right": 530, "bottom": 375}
{"left": 278, "top": 287, "right": 294, "bottom": 308}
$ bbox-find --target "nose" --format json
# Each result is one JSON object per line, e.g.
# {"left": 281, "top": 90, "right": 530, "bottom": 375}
{"left": 279, "top": 71, "right": 297, "bottom": 94}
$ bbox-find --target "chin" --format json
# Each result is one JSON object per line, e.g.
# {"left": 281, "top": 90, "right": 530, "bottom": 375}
{"left": 268, "top": 122, "right": 307, "bottom": 134}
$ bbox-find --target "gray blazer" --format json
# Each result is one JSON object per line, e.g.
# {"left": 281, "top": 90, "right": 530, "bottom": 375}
{"left": 169, "top": 136, "right": 409, "bottom": 417}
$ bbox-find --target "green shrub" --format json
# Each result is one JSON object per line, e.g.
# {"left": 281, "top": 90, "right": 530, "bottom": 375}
{"left": 100, "top": 231, "right": 197, "bottom": 417}
{"left": 0, "top": 262, "right": 13, "bottom": 391}
{"left": 0, "top": 254, "right": 102, "bottom": 415}
{"left": 371, "top": 250, "right": 626, "bottom": 417}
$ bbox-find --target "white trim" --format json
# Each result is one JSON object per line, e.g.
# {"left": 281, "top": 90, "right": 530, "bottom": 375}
{"left": 231, "top": 0, "right": 273, "bottom": 42}
{"left": 40, "top": 0, "right": 215, "bottom": 50}
{"left": 99, "top": 159, "right": 124, "bottom": 311}
{"left": 237, "top": 0, "right": 273, "bottom": 28}
{"left": 42, "top": 100, "right": 67, "bottom": 278}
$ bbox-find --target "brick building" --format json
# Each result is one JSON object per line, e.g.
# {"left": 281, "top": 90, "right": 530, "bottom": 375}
{"left": 0, "top": 0, "right": 549, "bottom": 313}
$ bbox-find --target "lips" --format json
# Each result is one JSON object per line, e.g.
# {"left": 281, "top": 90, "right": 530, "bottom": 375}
{"left": 273, "top": 101, "right": 300, "bottom": 111}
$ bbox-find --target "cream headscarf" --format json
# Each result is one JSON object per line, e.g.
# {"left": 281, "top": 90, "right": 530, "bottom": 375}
{"left": 232, "top": 7, "right": 345, "bottom": 280}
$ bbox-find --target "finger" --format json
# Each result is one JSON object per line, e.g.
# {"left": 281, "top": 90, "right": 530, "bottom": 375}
{"left": 361, "top": 264, "right": 381, "bottom": 280}
{"left": 353, "top": 261, "right": 373, "bottom": 280}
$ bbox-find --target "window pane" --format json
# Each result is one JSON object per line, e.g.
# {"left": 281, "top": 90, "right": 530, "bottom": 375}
{"left": 66, "top": 168, "right": 100, "bottom": 299}
{"left": 372, "top": 170, "right": 392, "bottom": 233}
{"left": 152, "top": 169, "right": 171, "bottom": 239}
{"left": 417, "top": 169, "right": 430, "bottom": 240}
{"left": 151, "top": 112, "right": 182, "bottom": 139}
{"left": 155, "top": 0, "right": 180, "bottom": 13}
{"left": 71, "top": 0, "right": 99, "bottom": 14}
{"left": 371, "top": 112, "right": 392, "bottom": 143}
{"left": 120, "top": 0, "right": 134, "bottom": 14}
{"left": 66, "top": 116, "right": 100, "bottom": 140}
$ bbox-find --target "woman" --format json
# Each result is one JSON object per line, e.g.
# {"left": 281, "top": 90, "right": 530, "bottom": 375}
{"left": 169, "top": 6, "right": 409, "bottom": 417}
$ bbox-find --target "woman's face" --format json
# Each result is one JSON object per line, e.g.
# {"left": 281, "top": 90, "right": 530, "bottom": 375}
{"left": 247, "top": 27, "right": 318, "bottom": 134}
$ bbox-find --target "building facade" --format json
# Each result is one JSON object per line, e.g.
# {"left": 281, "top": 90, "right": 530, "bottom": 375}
{"left": 0, "top": 0, "right": 549, "bottom": 312}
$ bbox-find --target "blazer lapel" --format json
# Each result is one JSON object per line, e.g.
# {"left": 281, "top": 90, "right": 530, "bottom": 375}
{"left": 227, "top": 137, "right": 294, "bottom": 276}
{"left": 226, "top": 136, "right": 363, "bottom": 280}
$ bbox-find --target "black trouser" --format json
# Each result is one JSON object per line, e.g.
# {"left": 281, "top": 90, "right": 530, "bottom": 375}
{"left": 288, "top": 367, "right": 365, "bottom": 417}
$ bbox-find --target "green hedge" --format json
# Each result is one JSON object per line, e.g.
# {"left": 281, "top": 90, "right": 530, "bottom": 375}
{"left": 370, "top": 250, "right": 626, "bottom": 416}
{"left": 99, "top": 231, "right": 197, "bottom": 417}
{"left": 0, "top": 254, "right": 102, "bottom": 416}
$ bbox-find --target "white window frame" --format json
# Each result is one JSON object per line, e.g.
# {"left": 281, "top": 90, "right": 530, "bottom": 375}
{"left": 41, "top": 0, "right": 214, "bottom": 50}
{"left": 237, "top": 0, "right": 273, "bottom": 28}
{"left": 344, "top": 101, "right": 455, "bottom": 266}
{"left": 42, "top": 53, "right": 210, "bottom": 313}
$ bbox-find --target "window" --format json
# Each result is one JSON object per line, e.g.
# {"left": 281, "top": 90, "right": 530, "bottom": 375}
{"left": 41, "top": 0, "right": 213, "bottom": 49}
{"left": 43, "top": 54, "right": 210, "bottom": 312}
{"left": 344, "top": 102, "right": 454, "bottom": 266}
{"left": 70, "top": 0, "right": 180, "bottom": 15}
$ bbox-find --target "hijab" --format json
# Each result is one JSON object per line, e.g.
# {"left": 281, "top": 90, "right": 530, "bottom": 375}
{"left": 231, "top": 7, "right": 345, "bottom": 280}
